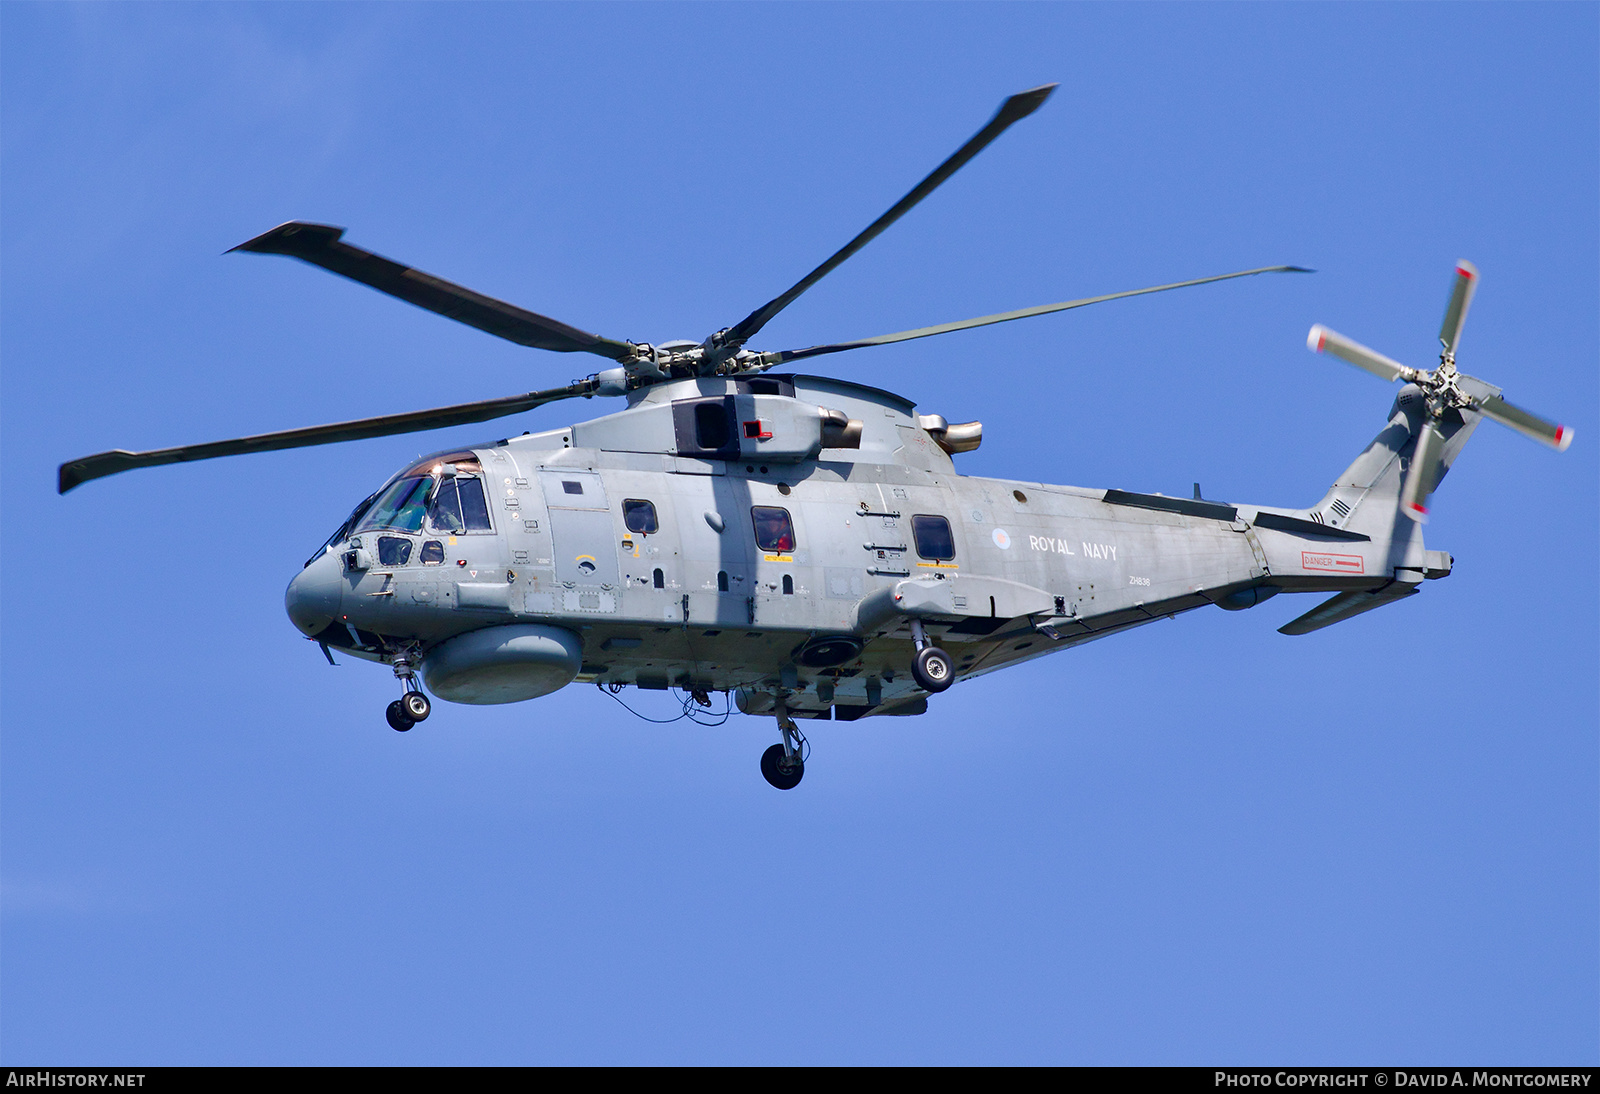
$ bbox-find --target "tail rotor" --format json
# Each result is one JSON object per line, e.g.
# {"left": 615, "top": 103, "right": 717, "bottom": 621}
{"left": 1307, "top": 261, "right": 1572, "bottom": 523}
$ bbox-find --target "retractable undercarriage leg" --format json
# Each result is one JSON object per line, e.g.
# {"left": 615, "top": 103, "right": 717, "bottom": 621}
{"left": 908, "top": 618, "right": 954, "bottom": 693}
{"left": 384, "top": 650, "right": 431, "bottom": 732}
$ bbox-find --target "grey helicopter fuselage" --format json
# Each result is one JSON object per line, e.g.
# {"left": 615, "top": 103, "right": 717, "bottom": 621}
{"left": 285, "top": 369, "right": 1463, "bottom": 721}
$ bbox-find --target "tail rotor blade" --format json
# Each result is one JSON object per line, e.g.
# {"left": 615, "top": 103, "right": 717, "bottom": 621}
{"left": 1307, "top": 325, "right": 1417, "bottom": 383}
{"left": 1471, "top": 390, "right": 1575, "bottom": 451}
{"left": 1400, "top": 418, "right": 1445, "bottom": 523}
{"left": 1438, "top": 260, "right": 1479, "bottom": 357}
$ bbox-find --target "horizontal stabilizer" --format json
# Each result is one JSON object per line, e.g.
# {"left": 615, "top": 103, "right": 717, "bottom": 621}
{"left": 1278, "top": 580, "right": 1420, "bottom": 636}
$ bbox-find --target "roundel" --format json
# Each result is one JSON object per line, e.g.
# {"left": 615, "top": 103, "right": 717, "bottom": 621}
{"left": 992, "top": 528, "right": 1012, "bottom": 549}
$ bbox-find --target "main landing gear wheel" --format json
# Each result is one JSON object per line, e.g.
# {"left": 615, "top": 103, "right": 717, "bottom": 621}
{"left": 401, "top": 691, "right": 431, "bottom": 722}
{"left": 912, "top": 645, "right": 954, "bottom": 693}
{"left": 761, "top": 743, "right": 804, "bottom": 790}
{"left": 385, "top": 700, "right": 414, "bottom": 732}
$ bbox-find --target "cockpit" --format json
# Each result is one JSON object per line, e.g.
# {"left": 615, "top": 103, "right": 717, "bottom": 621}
{"left": 305, "top": 451, "right": 493, "bottom": 567}
{"left": 355, "top": 468, "right": 492, "bottom": 536}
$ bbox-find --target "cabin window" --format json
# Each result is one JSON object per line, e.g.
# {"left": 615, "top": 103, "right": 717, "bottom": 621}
{"left": 420, "top": 541, "right": 445, "bottom": 565}
{"left": 695, "top": 402, "right": 731, "bottom": 450}
{"left": 377, "top": 536, "right": 413, "bottom": 566}
{"left": 751, "top": 506, "right": 796, "bottom": 553}
{"left": 782, "top": 574, "right": 794, "bottom": 595}
{"left": 912, "top": 514, "right": 955, "bottom": 560}
{"left": 427, "top": 476, "right": 493, "bottom": 534}
{"left": 717, "top": 571, "right": 729, "bottom": 592}
{"left": 623, "top": 499, "right": 659, "bottom": 534}
{"left": 653, "top": 568, "right": 665, "bottom": 589}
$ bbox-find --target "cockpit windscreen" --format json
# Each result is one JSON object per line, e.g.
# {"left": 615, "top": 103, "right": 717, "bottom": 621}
{"left": 356, "top": 476, "right": 432, "bottom": 534}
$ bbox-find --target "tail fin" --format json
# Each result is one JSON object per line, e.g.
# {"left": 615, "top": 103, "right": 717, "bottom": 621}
{"left": 1275, "top": 382, "right": 1489, "bottom": 635}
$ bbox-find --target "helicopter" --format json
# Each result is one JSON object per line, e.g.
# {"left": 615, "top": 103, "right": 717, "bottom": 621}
{"left": 57, "top": 84, "right": 1572, "bottom": 790}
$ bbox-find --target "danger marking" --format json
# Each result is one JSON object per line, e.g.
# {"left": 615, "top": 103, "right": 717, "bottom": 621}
{"left": 1302, "top": 551, "right": 1363, "bottom": 574}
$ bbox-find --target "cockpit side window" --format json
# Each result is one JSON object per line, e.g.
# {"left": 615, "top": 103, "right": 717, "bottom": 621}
{"left": 426, "top": 476, "right": 493, "bottom": 534}
{"left": 427, "top": 478, "right": 464, "bottom": 533}
{"left": 459, "top": 478, "right": 492, "bottom": 531}
{"left": 377, "top": 536, "right": 413, "bottom": 566}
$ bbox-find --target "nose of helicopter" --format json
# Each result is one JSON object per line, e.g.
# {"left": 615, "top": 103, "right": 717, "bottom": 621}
{"left": 285, "top": 549, "right": 344, "bottom": 637}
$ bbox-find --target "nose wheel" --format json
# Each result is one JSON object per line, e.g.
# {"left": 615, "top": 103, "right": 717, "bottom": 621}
{"left": 385, "top": 652, "right": 431, "bottom": 732}
{"left": 761, "top": 710, "right": 807, "bottom": 789}
{"left": 386, "top": 699, "right": 416, "bottom": 732}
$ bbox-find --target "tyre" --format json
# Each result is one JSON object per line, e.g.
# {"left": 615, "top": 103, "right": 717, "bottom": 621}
{"left": 912, "top": 645, "right": 954, "bottom": 693}
{"left": 760, "top": 743, "right": 804, "bottom": 790}
{"left": 385, "top": 700, "right": 414, "bottom": 732}
{"left": 401, "top": 691, "right": 431, "bottom": 722}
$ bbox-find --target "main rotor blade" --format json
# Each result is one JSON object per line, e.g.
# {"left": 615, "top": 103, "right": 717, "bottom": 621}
{"left": 1470, "top": 389, "right": 1575, "bottom": 451}
{"left": 231, "top": 223, "right": 636, "bottom": 361}
{"left": 1307, "top": 325, "right": 1417, "bottom": 383}
{"left": 723, "top": 84, "right": 1058, "bottom": 347}
{"left": 767, "top": 266, "right": 1312, "bottom": 364}
{"left": 1438, "top": 259, "right": 1479, "bottom": 357}
{"left": 1400, "top": 417, "right": 1445, "bottom": 523}
{"left": 58, "top": 381, "right": 597, "bottom": 493}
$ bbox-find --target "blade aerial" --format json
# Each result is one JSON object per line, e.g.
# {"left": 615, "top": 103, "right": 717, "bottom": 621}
{"left": 231, "top": 223, "right": 637, "bottom": 361}
{"left": 1438, "top": 259, "right": 1479, "bottom": 358}
{"left": 1400, "top": 417, "right": 1445, "bottom": 523}
{"left": 723, "top": 84, "right": 1058, "bottom": 347}
{"left": 58, "top": 381, "right": 597, "bottom": 493}
{"left": 767, "top": 266, "right": 1313, "bottom": 364}
{"left": 1471, "top": 390, "right": 1574, "bottom": 451}
{"left": 1307, "top": 324, "right": 1418, "bottom": 383}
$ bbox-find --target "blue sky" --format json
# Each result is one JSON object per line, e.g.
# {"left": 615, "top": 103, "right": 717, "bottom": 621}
{"left": 3, "top": 2, "right": 1595, "bottom": 1065}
